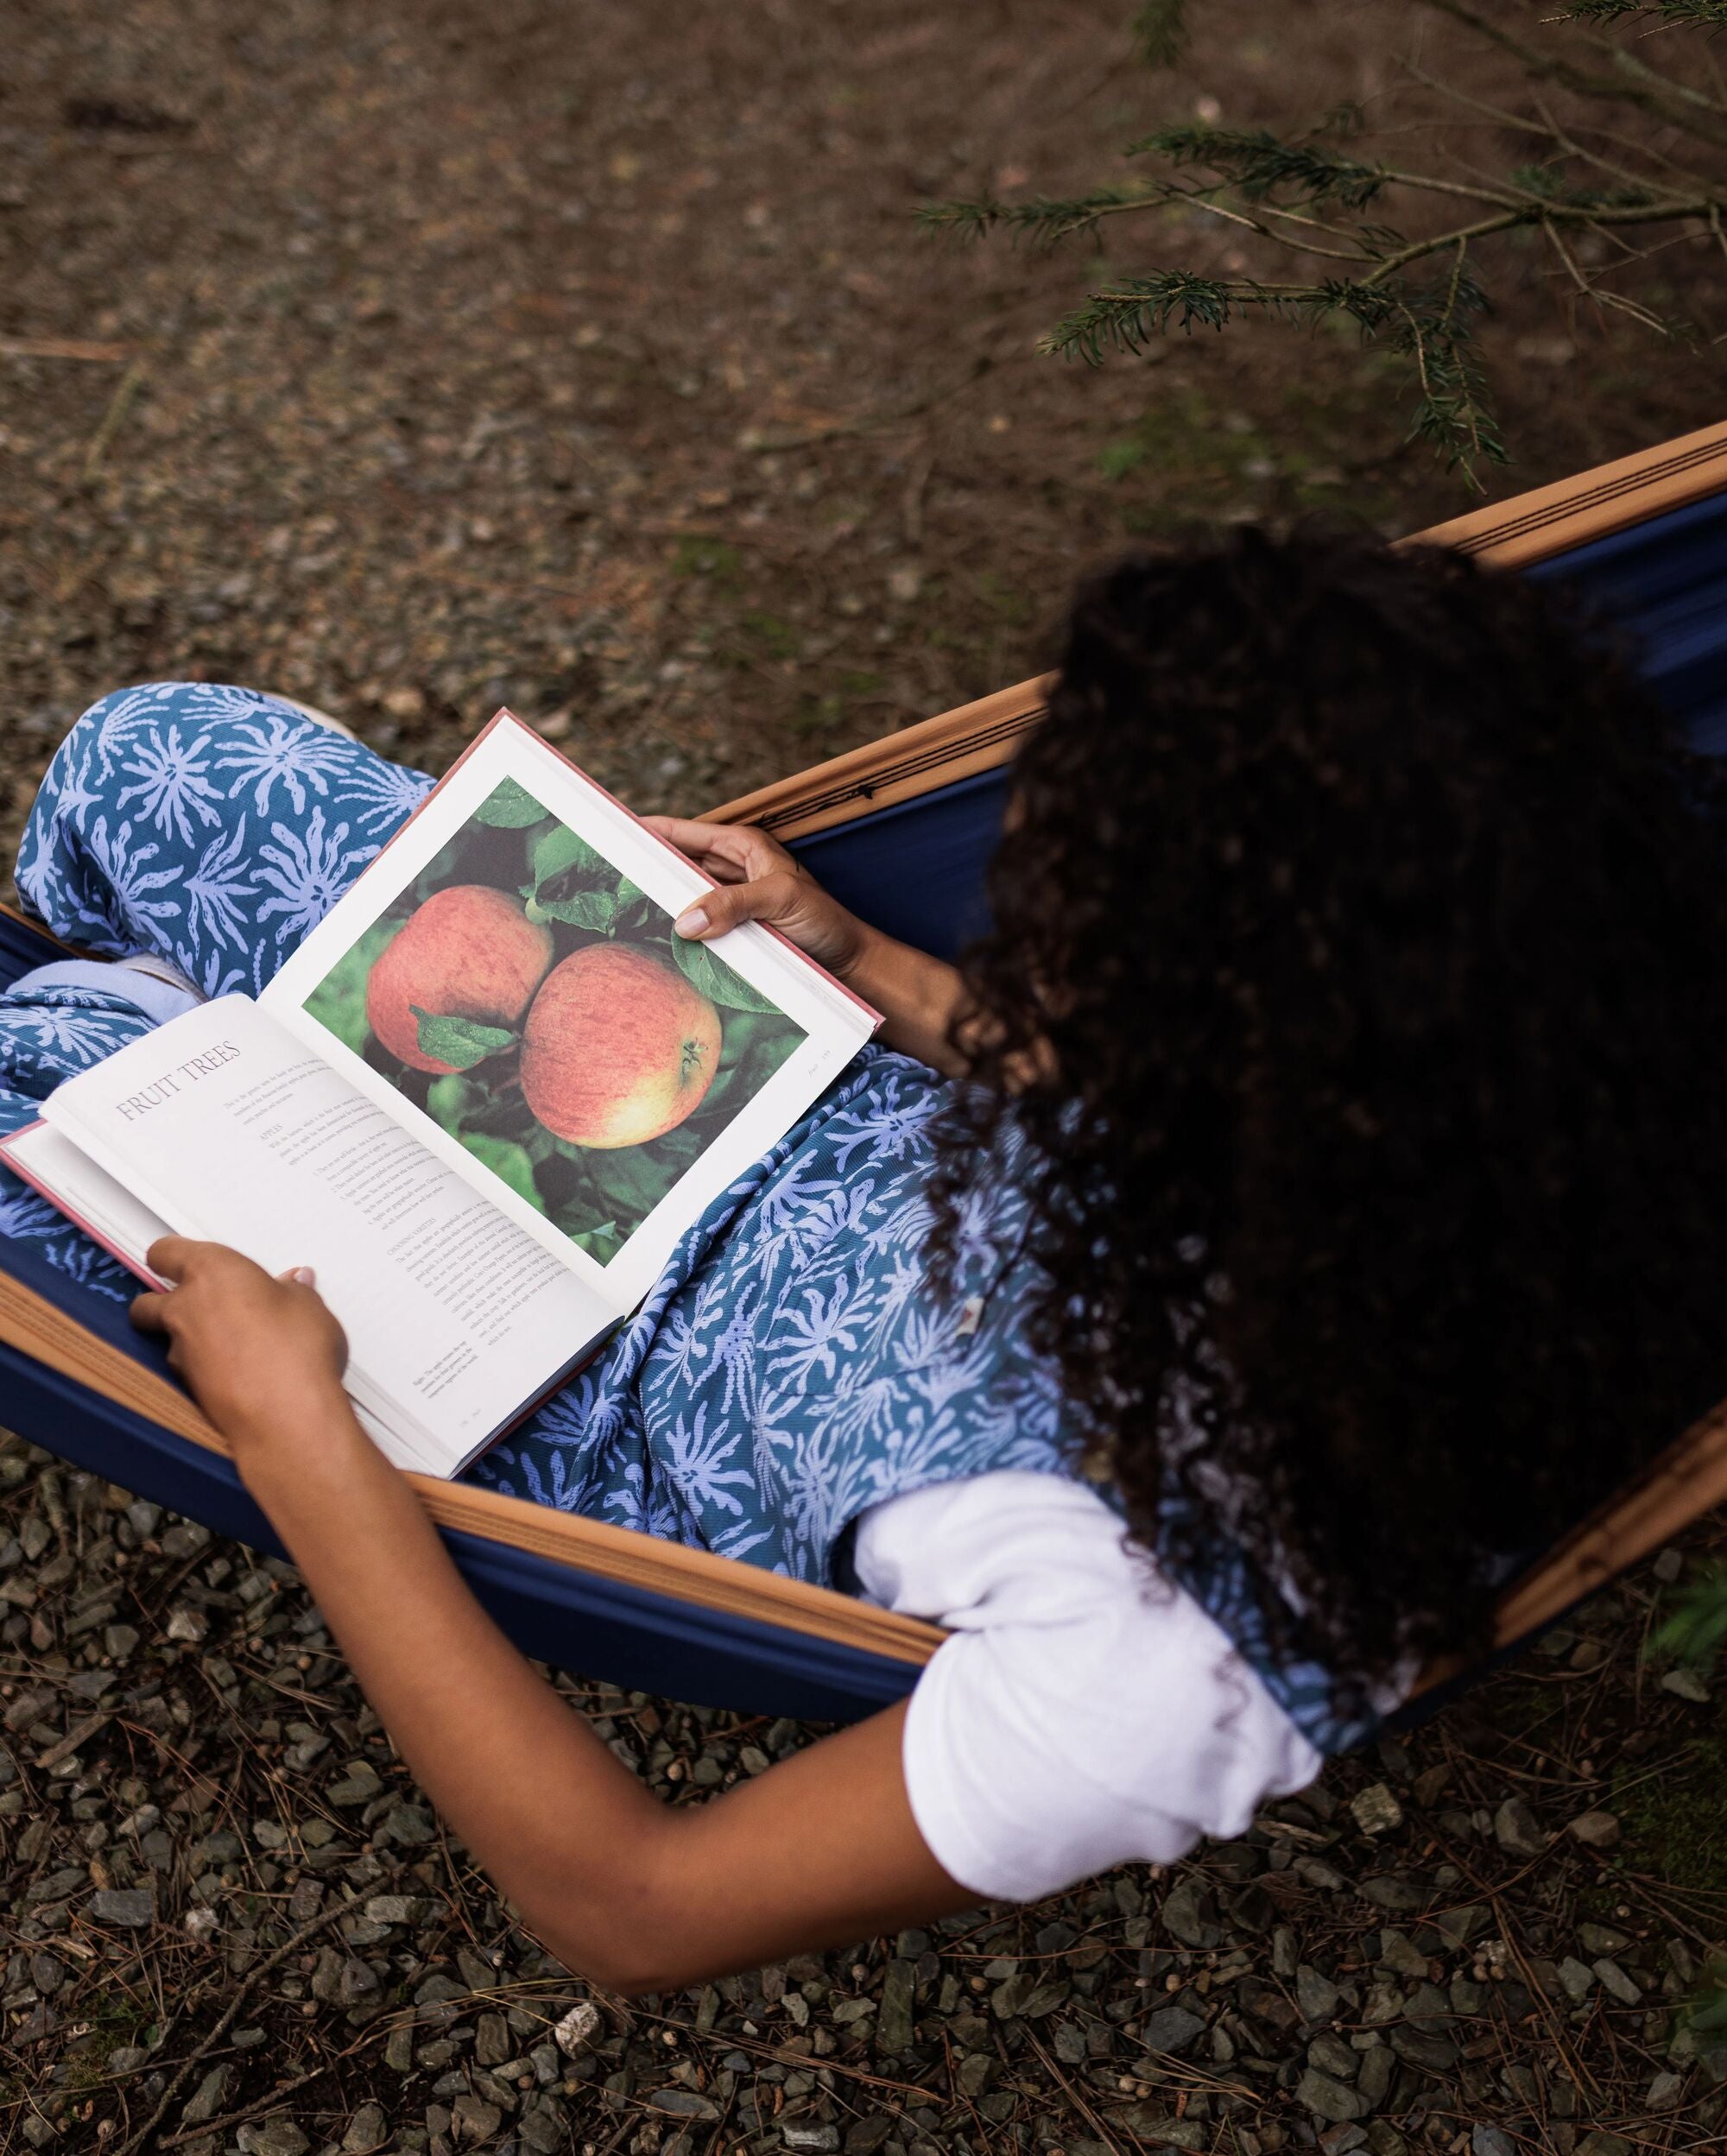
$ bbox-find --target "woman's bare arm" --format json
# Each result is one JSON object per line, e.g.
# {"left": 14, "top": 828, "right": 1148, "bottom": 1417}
{"left": 645, "top": 815, "right": 969, "bottom": 1078}
{"left": 133, "top": 1241, "right": 972, "bottom": 1993}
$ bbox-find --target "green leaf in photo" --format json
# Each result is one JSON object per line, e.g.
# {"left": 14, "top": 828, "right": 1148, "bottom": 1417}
{"left": 671, "top": 933, "right": 781, "bottom": 1013}
{"left": 530, "top": 821, "right": 611, "bottom": 888}
{"left": 528, "top": 887, "right": 619, "bottom": 932}
{"left": 411, "top": 1006, "right": 518, "bottom": 1071}
{"left": 475, "top": 777, "right": 552, "bottom": 829}
{"left": 301, "top": 917, "right": 399, "bottom": 1058}
{"left": 426, "top": 1073, "right": 484, "bottom": 1137}
{"left": 461, "top": 1133, "right": 544, "bottom": 1211}
{"left": 572, "top": 1220, "right": 625, "bottom": 1261}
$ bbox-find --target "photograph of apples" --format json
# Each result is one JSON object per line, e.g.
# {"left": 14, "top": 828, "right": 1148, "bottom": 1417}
{"left": 301, "top": 777, "right": 808, "bottom": 1261}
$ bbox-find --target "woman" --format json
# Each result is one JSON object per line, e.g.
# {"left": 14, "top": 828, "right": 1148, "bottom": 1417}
{"left": 4, "top": 528, "right": 1724, "bottom": 1991}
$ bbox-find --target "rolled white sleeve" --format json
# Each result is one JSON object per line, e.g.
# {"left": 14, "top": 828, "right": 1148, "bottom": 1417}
{"left": 853, "top": 1472, "right": 1322, "bottom": 1904}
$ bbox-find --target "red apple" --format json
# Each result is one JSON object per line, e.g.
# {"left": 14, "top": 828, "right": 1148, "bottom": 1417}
{"left": 366, "top": 884, "right": 554, "bottom": 1075}
{"left": 520, "top": 943, "right": 722, "bottom": 1148}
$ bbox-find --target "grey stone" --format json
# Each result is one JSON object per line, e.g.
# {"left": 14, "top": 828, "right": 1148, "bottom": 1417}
{"left": 1558, "top": 1956, "right": 1596, "bottom": 2001}
{"left": 876, "top": 1956, "right": 915, "bottom": 2052}
{"left": 238, "top": 2123, "right": 311, "bottom": 2156}
{"left": 1578, "top": 1922, "right": 1631, "bottom": 1955}
{"left": 781, "top": 2130, "right": 841, "bottom": 2153}
{"left": 1142, "top": 2005, "right": 1205, "bottom": 2057}
{"left": 1492, "top": 1799, "right": 1547, "bottom": 1857}
{"left": 1389, "top": 2025, "right": 1458, "bottom": 2073}
{"left": 1430, "top": 1902, "right": 1490, "bottom": 1949}
{"left": 450, "top": 2095, "right": 502, "bottom": 2140}
{"left": 380, "top": 1803, "right": 435, "bottom": 1847}
{"left": 474, "top": 2013, "right": 511, "bottom": 2066}
{"left": 1308, "top": 2032, "right": 1357, "bottom": 2080}
{"left": 1661, "top": 1667, "right": 1711, "bottom": 1703}
{"left": 1104, "top": 2112, "right": 1206, "bottom": 2150}
{"left": 1566, "top": 1809, "right": 1622, "bottom": 1848}
{"left": 364, "top": 1894, "right": 419, "bottom": 1925}
{"left": 1297, "top": 1963, "right": 1341, "bottom": 2021}
{"left": 1296, "top": 2068, "right": 1365, "bottom": 2123}
{"left": 1471, "top": 2131, "right": 1515, "bottom": 2156}
{"left": 180, "top": 2064, "right": 234, "bottom": 2127}
{"left": 1158, "top": 1878, "right": 1214, "bottom": 1947}
{"left": 344, "top": 2103, "right": 388, "bottom": 2152}
{"left": 1648, "top": 2071, "right": 1687, "bottom": 2109}
{"left": 1351, "top": 1783, "right": 1404, "bottom": 1837}
{"left": 1377, "top": 1931, "right": 1429, "bottom": 1978}
{"left": 1575, "top": 2138, "right": 1632, "bottom": 2156}
{"left": 1359, "top": 1875, "right": 1427, "bottom": 1913}
{"left": 1357, "top": 2040, "right": 1395, "bottom": 2109}
{"left": 1593, "top": 1957, "right": 1643, "bottom": 2005}
{"left": 553, "top": 2001, "right": 602, "bottom": 2056}
{"left": 87, "top": 1888, "right": 154, "bottom": 1928}
{"left": 651, "top": 2091, "right": 720, "bottom": 2121}
{"left": 519, "top": 2109, "right": 565, "bottom": 2155}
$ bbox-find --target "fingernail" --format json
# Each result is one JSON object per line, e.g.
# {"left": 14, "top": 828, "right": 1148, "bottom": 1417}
{"left": 289, "top": 1266, "right": 316, "bottom": 1286}
{"left": 674, "top": 907, "right": 709, "bottom": 939}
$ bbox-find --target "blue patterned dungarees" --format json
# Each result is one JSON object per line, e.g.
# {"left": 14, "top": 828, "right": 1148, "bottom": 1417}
{"left": 1, "top": 684, "right": 1369, "bottom": 1755}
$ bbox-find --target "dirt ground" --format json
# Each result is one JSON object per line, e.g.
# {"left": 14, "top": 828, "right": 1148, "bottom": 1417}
{"left": 3, "top": 3, "right": 1727, "bottom": 2153}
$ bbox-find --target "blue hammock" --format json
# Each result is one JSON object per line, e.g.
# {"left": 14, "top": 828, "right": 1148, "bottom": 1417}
{"left": 3, "top": 423, "right": 1725, "bottom": 1721}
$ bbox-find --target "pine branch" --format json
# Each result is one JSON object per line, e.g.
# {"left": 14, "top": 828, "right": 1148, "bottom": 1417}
{"left": 1130, "top": 0, "right": 1190, "bottom": 66}
{"left": 920, "top": 1, "right": 1724, "bottom": 484}
{"left": 1553, "top": 0, "right": 1727, "bottom": 24}
{"left": 1128, "top": 123, "right": 1390, "bottom": 208}
{"left": 1419, "top": 0, "right": 1727, "bottom": 149}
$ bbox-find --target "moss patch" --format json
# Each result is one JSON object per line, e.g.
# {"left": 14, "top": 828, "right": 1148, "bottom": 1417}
{"left": 1615, "top": 1715, "right": 1727, "bottom": 1894}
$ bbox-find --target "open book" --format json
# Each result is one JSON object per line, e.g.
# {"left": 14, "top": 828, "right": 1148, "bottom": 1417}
{"left": 1, "top": 714, "right": 878, "bottom": 1476}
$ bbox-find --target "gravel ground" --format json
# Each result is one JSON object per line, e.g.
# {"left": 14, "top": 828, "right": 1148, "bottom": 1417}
{"left": 3, "top": 1438, "right": 1727, "bottom": 2156}
{"left": 6, "top": 3, "right": 1727, "bottom": 2153}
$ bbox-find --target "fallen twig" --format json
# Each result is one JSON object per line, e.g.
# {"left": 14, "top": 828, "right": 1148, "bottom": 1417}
{"left": 81, "top": 358, "right": 149, "bottom": 485}
{"left": 113, "top": 1896, "right": 352, "bottom": 2156}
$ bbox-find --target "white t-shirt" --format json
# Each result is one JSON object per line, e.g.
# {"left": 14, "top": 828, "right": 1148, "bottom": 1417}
{"left": 853, "top": 1470, "right": 1323, "bottom": 1903}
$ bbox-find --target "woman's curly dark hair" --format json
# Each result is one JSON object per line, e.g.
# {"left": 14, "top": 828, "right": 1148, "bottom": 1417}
{"left": 932, "top": 524, "right": 1727, "bottom": 1701}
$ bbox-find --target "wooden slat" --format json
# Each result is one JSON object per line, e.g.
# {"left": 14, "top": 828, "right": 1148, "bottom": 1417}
{"left": 1418, "top": 417, "right": 1727, "bottom": 571}
{"left": 705, "top": 676, "right": 1051, "bottom": 842}
{"left": 0, "top": 1268, "right": 941, "bottom": 1670}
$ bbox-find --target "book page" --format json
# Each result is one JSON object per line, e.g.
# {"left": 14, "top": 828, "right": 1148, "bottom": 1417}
{"left": 0, "top": 1122, "right": 448, "bottom": 1474}
{"left": 263, "top": 712, "right": 877, "bottom": 1307}
{"left": 38, "top": 997, "right": 616, "bottom": 1468}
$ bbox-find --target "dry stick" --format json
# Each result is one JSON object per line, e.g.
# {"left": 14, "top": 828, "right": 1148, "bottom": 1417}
{"left": 81, "top": 358, "right": 148, "bottom": 486}
{"left": 1428, "top": 1831, "right": 1602, "bottom": 2102}
{"left": 1021, "top": 2026, "right": 1128, "bottom": 2156}
{"left": 743, "top": 352, "right": 996, "bottom": 453}
{"left": 113, "top": 1897, "right": 352, "bottom": 2156}
{"left": 0, "top": 335, "right": 131, "bottom": 364}
{"left": 155, "top": 2020, "right": 381, "bottom": 2151}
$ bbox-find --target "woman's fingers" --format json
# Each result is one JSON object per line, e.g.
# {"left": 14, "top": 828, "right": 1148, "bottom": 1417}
{"left": 643, "top": 815, "right": 789, "bottom": 887}
{"left": 129, "top": 1287, "right": 173, "bottom": 1335}
{"left": 674, "top": 870, "right": 801, "bottom": 942}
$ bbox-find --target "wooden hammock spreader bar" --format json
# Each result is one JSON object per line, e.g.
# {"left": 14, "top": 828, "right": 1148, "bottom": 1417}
{"left": 708, "top": 675, "right": 1053, "bottom": 842}
{"left": 1421, "top": 416, "right": 1727, "bottom": 572}
{"left": 0, "top": 1262, "right": 942, "bottom": 1672}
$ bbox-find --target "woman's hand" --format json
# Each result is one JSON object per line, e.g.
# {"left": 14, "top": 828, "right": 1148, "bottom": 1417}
{"left": 130, "top": 1238, "right": 351, "bottom": 1465}
{"left": 647, "top": 815, "right": 971, "bottom": 1073}
{"left": 644, "top": 816, "right": 876, "bottom": 982}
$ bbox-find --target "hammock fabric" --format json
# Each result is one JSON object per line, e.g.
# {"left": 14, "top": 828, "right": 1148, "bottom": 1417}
{"left": 3, "top": 419, "right": 1726, "bottom": 1724}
